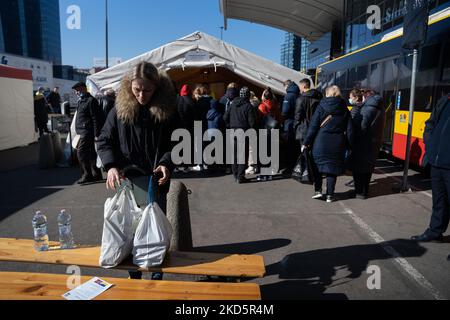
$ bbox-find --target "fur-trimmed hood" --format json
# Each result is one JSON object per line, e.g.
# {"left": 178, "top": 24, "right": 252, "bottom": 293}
{"left": 115, "top": 68, "right": 177, "bottom": 124}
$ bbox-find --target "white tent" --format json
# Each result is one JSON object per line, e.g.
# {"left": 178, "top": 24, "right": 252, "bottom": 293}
{"left": 0, "top": 65, "right": 36, "bottom": 151}
{"left": 87, "top": 31, "right": 310, "bottom": 96}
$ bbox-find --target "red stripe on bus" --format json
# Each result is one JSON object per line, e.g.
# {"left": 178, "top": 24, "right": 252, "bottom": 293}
{"left": 0, "top": 65, "right": 33, "bottom": 81}
{"left": 392, "top": 133, "right": 425, "bottom": 167}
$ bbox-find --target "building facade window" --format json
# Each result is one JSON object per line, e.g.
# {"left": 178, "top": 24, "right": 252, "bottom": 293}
{"left": 0, "top": 0, "right": 61, "bottom": 65}
{"left": 345, "top": 0, "right": 450, "bottom": 54}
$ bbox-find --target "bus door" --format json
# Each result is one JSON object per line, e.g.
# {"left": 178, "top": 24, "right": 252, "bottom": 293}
{"left": 368, "top": 56, "right": 400, "bottom": 150}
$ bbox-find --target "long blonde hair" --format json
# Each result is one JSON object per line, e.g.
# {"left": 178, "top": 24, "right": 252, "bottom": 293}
{"left": 116, "top": 62, "right": 176, "bottom": 124}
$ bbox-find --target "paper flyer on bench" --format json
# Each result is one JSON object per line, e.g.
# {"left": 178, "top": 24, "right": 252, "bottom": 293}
{"left": 62, "top": 277, "right": 114, "bottom": 300}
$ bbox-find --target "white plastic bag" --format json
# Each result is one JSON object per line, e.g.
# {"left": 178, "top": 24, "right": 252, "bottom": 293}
{"left": 132, "top": 202, "right": 173, "bottom": 268}
{"left": 99, "top": 186, "right": 142, "bottom": 268}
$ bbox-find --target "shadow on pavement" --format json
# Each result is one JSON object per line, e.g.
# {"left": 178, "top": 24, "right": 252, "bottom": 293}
{"left": 0, "top": 165, "right": 80, "bottom": 223}
{"left": 194, "top": 238, "right": 292, "bottom": 255}
{"left": 262, "top": 239, "right": 427, "bottom": 300}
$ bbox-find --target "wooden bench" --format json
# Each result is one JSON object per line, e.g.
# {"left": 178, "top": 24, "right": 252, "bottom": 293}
{"left": 0, "top": 238, "right": 265, "bottom": 280}
{"left": 0, "top": 238, "right": 265, "bottom": 300}
{"left": 0, "top": 272, "right": 261, "bottom": 300}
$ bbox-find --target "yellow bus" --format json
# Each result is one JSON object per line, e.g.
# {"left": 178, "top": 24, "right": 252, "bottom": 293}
{"left": 315, "top": 7, "right": 450, "bottom": 167}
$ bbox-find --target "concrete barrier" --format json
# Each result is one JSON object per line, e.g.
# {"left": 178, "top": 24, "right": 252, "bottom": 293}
{"left": 51, "top": 131, "right": 63, "bottom": 163}
{"left": 38, "top": 133, "right": 56, "bottom": 169}
{"left": 167, "top": 180, "right": 193, "bottom": 252}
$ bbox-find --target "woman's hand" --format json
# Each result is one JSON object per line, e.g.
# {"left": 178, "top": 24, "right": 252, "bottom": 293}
{"left": 106, "top": 168, "right": 122, "bottom": 190}
{"left": 154, "top": 166, "right": 170, "bottom": 186}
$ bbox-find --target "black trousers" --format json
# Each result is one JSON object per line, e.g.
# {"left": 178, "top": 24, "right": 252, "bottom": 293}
{"left": 427, "top": 166, "right": 450, "bottom": 236}
{"left": 312, "top": 162, "right": 337, "bottom": 196}
{"left": 77, "top": 135, "right": 101, "bottom": 179}
{"left": 353, "top": 172, "right": 372, "bottom": 197}
{"left": 232, "top": 137, "right": 249, "bottom": 180}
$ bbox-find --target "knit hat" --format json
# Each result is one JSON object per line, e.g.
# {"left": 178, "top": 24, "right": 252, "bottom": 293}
{"left": 240, "top": 87, "right": 251, "bottom": 99}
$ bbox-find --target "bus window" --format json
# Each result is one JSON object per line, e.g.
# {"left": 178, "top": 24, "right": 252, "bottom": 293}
{"left": 415, "top": 43, "right": 441, "bottom": 111}
{"left": 435, "top": 41, "right": 450, "bottom": 101}
{"left": 369, "top": 62, "right": 383, "bottom": 94}
{"left": 347, "top": 65, "right": 369, "bottom": 90}
{"left": 382, "top": 58, "right": 400, "bottom": 145}
{"left": 397, "top": 54, "right": 413, "bottom": 110}
{"left": 335, "top": 70, "right": 347, "bottom": 93}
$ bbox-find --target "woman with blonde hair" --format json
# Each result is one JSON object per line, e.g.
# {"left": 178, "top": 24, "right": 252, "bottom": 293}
{"left": 97, "top": 61, "right": 179, "bottom": 198}
{"left": 97, "top": 61, "right": 179, "bottom": 280}
{"left": 303, "top": 85, "right": 353, "bottom": 203}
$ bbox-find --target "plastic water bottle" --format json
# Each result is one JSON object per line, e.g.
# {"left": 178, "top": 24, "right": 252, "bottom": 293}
{"left": 58, "top": 209, "right": 75, "bottom": 249}
{"left": 32, "top": 211, "right": 49, "bottom": 251}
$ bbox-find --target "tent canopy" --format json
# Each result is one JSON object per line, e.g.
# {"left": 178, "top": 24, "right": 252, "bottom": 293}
{"left": 220, "top": 0, "right": 344, "bottom": 41}
{"left": 87, "top": 31, "right": 310, "bottom": 96}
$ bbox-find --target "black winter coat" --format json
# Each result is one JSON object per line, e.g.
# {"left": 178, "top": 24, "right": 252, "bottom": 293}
{"left": 304, "top": 97, "right": 354, "bottom": 176}
{"left": 294, "top": 89, "right": 323, "bottom": 143}
{"left": 207, "top": 100, "right": 225, "bottom": 132}
{"left": 34, "top": 94, "right": 48, "bottom": 126}
{"left": 424, "top": 94, "right": 450, "bottom": 169}
{"left": 350, "top": 95, "right": 386, "bottom": 173}
{"left": 219, "top": 88, "right": 239, "bottom": 113}
{"left": 282, "top": 82, "right": 300, "bottom": 122}
{"left": 177, "top": 95, "right": 195, "bottom": 131}
{"left": 76, "top": 93, "right": 103, "bottom": 137}
{"left": 224, "top": 97, "right": 257, "bottom": 130}
{"left": 97, "top": 107, "right": 178, "bottom": 174}
{"left": 99, "top": 95, "right": 116, "bottom": 119}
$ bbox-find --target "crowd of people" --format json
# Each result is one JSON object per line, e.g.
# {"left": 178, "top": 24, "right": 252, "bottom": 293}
{"left": 68, "top": 63, "right": 387, "bottom": 201}
{"left": 66, "top": 62, "right": 449, "bottom": 258}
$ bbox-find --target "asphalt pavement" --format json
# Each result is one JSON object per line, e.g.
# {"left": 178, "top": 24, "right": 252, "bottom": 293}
{"left": 0, "top": 143, "right": 449, "bottom": 300}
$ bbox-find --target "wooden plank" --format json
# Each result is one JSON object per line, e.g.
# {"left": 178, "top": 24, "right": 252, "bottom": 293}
{"left": 0, "top": 238, "right": 265, "bottom": 278}
{"left": 0, "top": 272, "right": 261, "bottom": 300}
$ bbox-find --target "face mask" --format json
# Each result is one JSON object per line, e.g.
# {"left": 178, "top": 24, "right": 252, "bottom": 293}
{"left": 348, "top": 98, "right": 354, "bottom": 105}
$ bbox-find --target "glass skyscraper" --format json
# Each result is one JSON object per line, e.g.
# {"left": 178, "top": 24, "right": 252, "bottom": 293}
{"left": 0, "top": 15, "right": 4, "bottom": 53}
{"left": 280, "top": 32, "right": 311, "bottom": 72}
{"left": 0, "top": 0, "right": 62, "bottom": 65}
{"left": 280, "top": 33, "right": 301, "bottom": 71}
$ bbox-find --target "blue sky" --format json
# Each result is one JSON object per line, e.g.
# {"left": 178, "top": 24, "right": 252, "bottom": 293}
{"left": 59, "top": 0, "right": 285, "bottom": 68}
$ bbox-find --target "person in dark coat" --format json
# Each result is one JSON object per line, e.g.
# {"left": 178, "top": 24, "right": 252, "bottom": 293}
{"left": 206, "top": 99, "right": 226, "bottom": 170}
{"left": 293, "top": 79, "right": 323, "bottom": 181}
{"left": 97, "top": 62, "right": 179, "bottom": 281}
{"left": 47, "top": 87, "right": 61, "bottom": 114}
{"left": 350, "top": 89, "right": 386, "bottom": 199}
{"left": 72, "top": 82, "right": 103, "bottom": 184}
{"left": 177, "top": 84, "right": 195, "bottom": 131}
{"left": 303, "top": 86, "right": 354, "bottom": 203}
{"left": 98, "top": 89, "right": 116, "bottom": 127}
{"left": 192, "top": 85, "right": 213, "bottom": 171}
{"left": 282, "top": 80, "right": 300, "bottom": 173}
{"left": 219, "top": 82, "right": 239, "bottom": 115}
{"left": 34, "top": 87, "right": 50, "bottom": 137}
{"left": 224, "top": 87, "right": 258, "bottom": 183}
{"left": 97, "top": 62, "right": 178, "bottom": 188}
{"left": 412, "top": 93, "right": 450, "bottom": 243}
{"left": 207, "top": 99, "right": 226, "bottom": 133}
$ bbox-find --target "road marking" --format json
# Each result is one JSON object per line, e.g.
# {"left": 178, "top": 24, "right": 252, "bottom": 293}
{"left": 375, "top": 168, "right": 433, "bottom": 198}
{"left": 338, "top": 201, "right": 445, "bottom": 300}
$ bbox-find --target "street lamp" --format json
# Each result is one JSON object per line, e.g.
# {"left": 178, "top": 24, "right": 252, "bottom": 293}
{"left": 105, "top": 0, "right": 109, "bottom": 69}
